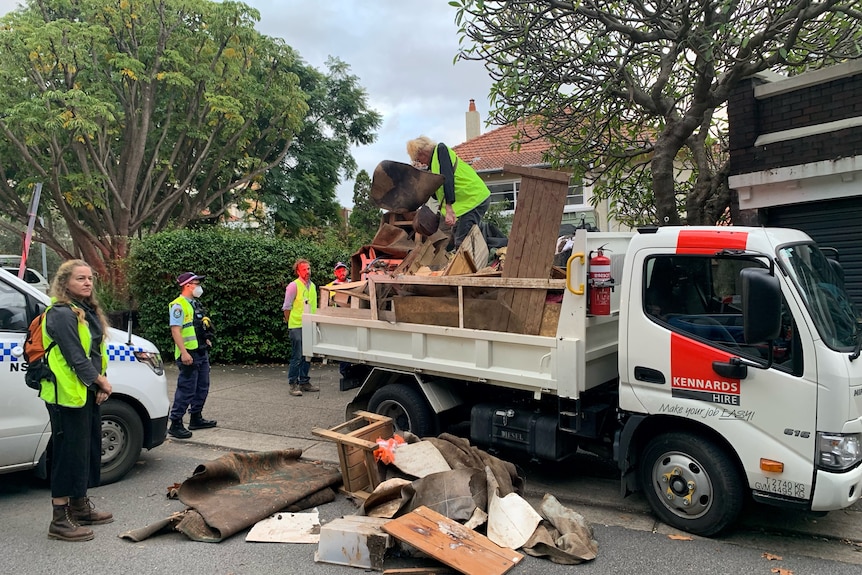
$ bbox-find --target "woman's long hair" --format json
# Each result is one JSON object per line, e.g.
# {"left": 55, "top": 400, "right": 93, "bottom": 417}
{"left": 49, "top": 259, "right": 110, "bottom": 335}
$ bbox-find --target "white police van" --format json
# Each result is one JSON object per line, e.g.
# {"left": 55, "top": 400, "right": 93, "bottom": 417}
{"left": 0, "top": 268, "right": 169, "bottom": 484}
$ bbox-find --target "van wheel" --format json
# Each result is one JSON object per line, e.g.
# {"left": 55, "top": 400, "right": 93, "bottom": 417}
{"left": 639, "top": 432, "right": 744, "bottom": 536}
{"left": 368, "top": 385, "right": 436, "bottom": 438}
{"left": 99, "top": 400, "right": 143, "bottom": 485}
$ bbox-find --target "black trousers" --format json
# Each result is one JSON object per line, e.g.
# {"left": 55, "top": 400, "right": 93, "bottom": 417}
{"left": 45, "top": 390, "right": 101, "bottom": 498}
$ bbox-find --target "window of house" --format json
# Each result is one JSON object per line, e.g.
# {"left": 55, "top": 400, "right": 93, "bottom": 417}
{"left": 488, "top": 181, "right": 518, "bottom": 211}
{"left": 566, "top": 176, "right": 584, "bottom": 206}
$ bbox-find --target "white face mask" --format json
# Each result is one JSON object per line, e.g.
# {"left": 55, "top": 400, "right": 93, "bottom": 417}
{"left": 192, "top": 285, "right": 203, "bottom": 298}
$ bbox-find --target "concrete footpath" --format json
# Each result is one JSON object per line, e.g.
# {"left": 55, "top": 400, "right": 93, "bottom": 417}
{"left": 166, "top": 362, "right": 862, "bottom": 548}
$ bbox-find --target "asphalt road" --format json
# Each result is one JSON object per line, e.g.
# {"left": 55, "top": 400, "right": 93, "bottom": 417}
{"left": 6, "top": 361, "right": 860, "bottom": 574}
{"left": 2, "top": 439, "right": 862, "bottom": 575}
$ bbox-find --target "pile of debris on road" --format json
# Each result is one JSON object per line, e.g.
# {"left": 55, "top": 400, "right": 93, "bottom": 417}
{"left": 309, "top": 424, "right": 599, "bottom": 572}
{"left": 121, "top": 412, "right": 597, "bottom": 574}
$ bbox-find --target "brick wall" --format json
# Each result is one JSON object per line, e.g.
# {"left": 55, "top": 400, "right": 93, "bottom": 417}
{"left": 728, "top": 72, "right": 862, "bottom": 175}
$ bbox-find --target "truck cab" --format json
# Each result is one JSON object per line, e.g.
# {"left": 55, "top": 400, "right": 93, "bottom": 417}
{"left": 0, "top": 268, "right": 170, "bottom": 484}
{"left": 619, "top": 227, "right": 862, "bottom": 534}
{"left": 305, "top": 225, "right": 862, "bottom": 536}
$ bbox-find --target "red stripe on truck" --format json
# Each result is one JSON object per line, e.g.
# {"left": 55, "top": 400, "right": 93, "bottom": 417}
{"left": 676, "top": 229, "right": 748, "bottom": 254}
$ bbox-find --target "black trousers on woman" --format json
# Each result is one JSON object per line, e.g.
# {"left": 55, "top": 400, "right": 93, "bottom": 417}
{"left": 45, "top": 390, "right": 101, "bottom": 498}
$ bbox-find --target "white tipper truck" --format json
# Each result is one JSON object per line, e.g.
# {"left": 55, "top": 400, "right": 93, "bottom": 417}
{"left": 304, "top": 226, "right": 862, "bottom": 536}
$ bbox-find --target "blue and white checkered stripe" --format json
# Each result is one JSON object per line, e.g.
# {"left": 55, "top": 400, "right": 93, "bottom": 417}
{"left": 0, "top": 341, "right": 143, "bottom": 363}
{"left": 0, "top": 341, "right": 23, "bottom": 363}
{"left": 107, "top": 344, "right": 144, "bottom": 362}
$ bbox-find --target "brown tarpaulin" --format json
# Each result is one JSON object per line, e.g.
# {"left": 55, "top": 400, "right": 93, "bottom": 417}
{"left": 120, "top": 449, "right": 342, "bottom": 543}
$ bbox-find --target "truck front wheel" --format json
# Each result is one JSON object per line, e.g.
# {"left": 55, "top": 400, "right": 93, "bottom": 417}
{"left": 368, "top": 384, "right": 436, "bottom": 438}
{"left": 639, "top": 432, "right": 745, "bottom": 536}
{"left": 99, "top": 399, "right": 144, "bottom": 485}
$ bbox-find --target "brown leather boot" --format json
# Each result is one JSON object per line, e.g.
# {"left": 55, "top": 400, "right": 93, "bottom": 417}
{"left": 69, "top": 497, "right": 114, "bottom": 525}
{"left": 49, "top": 504, "right": 94, "bottom": 541}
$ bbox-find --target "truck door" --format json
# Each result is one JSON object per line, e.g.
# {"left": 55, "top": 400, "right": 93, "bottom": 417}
{"left": 624, "top": 251, "right": 817, "bottom": 503}
{"left": 0, "top": 277, "right": 50, "bottom": 472}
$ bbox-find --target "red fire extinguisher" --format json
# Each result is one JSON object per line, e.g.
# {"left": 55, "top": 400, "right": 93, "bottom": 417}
{"left": 588, "top": 246, "right": 614, "bottom": 316}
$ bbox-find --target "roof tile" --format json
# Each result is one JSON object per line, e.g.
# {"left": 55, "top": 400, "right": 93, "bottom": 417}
{"left": 453, "top": 122, "right": 551, "bottom": 172}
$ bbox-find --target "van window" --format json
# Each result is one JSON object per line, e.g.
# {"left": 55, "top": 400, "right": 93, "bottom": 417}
{"left": 0, "top": 281, "right": 28, "bottom": 332}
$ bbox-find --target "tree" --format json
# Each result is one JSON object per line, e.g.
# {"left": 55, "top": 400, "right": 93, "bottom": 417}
{"left": 255, "top": 58, "right": 381, "bottom": 236}
{"left": 0, "top": 0, "right": 309, "bottom": 296}
{"left": 454, "top": 1, "right": 862, "bottom": 226}
{"left": 348, "top": 169, "right": 381, "bottom": 244}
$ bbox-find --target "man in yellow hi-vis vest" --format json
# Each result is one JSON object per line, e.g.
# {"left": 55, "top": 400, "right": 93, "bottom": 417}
{"left": 282, "top": 259, "right": 318, "bottom": 396}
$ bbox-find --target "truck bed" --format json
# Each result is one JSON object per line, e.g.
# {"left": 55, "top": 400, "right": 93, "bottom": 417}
{"left": 304, "top": 231, "right": 634, "bottom": 400}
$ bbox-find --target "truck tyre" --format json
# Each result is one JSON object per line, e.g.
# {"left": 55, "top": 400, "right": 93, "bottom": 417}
{"left": 99, "top": 399, "right": 144, "bottom": 485}
{"left": 639, "top": 432, "right": 744, "bottom": 536}
{"left": 368, "top": 384, "right": 436, "bottom": 437}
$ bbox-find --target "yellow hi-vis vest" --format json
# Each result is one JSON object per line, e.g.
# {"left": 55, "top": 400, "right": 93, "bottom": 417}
{"left": 40, "top": 303, "right": 108, "bottom": 407}
{"left": 171, "top": 295, "right": 199, "bottom": 359}
{"left": 430, "top": 144, "right": 490, "bottom": 217}
{"left": 288, "top": 278, "right": 317, "bottom": 329}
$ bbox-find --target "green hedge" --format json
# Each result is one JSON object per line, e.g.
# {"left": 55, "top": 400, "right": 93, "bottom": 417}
{"left": 127, "top": 228, "right": 351, "bottom": 364}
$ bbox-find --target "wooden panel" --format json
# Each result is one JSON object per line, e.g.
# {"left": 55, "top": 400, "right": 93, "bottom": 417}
{"left": 383, "top": 506, "right": 523, "bottom": 575}
{"left": 392, "top": 297, "right": 510, "bottom": 332}
{"left": 499, "top": 165, "right": 570, "bottom": 334}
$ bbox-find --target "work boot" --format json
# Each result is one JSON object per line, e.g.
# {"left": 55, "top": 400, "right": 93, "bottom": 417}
{"left": 188, "top": 412, "right": 217, "bottom": 430}
{"left": 289, "top": 383, "right": 302, "bottom": 397}
{"left": 49, "top": 504, "right": 94, "bottom": 542}
{"left": 167, "top": 419, "right": 192, "bottom": 439}
{"left": 299, "top": 382, "right": 319, "bottom": 393}
{"left": 69, "top": 497, "right": 113, "bottom": 525}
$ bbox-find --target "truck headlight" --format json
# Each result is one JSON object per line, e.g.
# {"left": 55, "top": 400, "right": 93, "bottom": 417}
{"left": 817, "top": 433, "right": 862, "bottom": 471}
{"left": 133, "top": 351, "right": 164, "bottom": 376}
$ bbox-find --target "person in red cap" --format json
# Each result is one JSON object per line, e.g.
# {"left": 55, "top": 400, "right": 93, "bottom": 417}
{"left": 167, "top": 271, "right": 216, "bottom": 438}
{"left": 326, "top": 262, "right": 356, "bottom": 389}
{"left": 332, "top": 261, "right": 349, "bottom": 285}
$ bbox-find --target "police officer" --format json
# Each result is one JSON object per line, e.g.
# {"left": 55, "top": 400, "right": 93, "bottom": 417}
{"left": 167, "top": 272, "right": 216, "bottom": 438}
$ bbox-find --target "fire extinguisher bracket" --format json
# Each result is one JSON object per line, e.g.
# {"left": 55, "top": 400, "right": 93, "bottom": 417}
{"left": 588, "top": 247, "right": 614, "bottom": 316}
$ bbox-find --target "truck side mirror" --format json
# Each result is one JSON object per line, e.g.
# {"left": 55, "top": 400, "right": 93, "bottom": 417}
{"left": 741, "top": 268, "right": 781, "bottom": 344}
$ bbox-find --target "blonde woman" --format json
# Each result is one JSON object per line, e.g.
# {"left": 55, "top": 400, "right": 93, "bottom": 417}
{"left": 41, "top": 259, "right": 113, "bottom": 541}
{"left": 406, "top": 135, "right": 491, "bottom": 249}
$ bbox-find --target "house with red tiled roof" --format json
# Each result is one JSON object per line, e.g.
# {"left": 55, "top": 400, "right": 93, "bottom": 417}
{"left": 451, "top": 101, "right": 626, "bottom": 232}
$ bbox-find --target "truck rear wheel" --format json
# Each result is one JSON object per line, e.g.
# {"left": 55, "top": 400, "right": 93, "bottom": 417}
{"left": 368, "top": 384, "right": 436, "bottom": 438}
{"left": 99, "top": 399, "right": 144, "bottom": 485}
{"left": 639, "top": 432, "right": 744, "bottom": 536}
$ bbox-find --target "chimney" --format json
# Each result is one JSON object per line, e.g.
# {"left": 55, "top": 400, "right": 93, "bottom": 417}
{"left": 465, "top": 99, "right": 481, "bottom": 141}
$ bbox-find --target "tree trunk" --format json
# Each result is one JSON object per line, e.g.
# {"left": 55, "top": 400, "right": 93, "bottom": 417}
{"left": 651, "top": 138, "right": 682, "bottom": 226}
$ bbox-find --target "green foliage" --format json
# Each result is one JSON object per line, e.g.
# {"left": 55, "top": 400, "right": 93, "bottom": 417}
{"left": 128, "top": 228, "right": 352, "bottom": 364}
{"left": 256, "top": 58, "right": 382, "bottom": 235}
{"left": 348, "top": 170, "right": 382, "bottom": 245}
{"left": 0, "top": 0, "right": 315, "bottom": 288}
{"left": 454, "top": 1, "right": 862, "bottom": 226}
{"left": 483, "top": 200, "right": 513, "bottom": 235}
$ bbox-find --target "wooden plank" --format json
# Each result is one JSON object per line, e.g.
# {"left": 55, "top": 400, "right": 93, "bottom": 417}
{"left": 539, "top": 302, "right": 562, "bottom": 337}
{"left": 383, "top": 506, "right": 523, "bottom": 575}
{"left": 499, "top": 166, "right": 570, "bottom": 334}
{"left": 365, "top": 276, "right": 567, "bottom": 289}
{"left": 443, "top": 251, "right": 475, "bottom": 276}
{"left": 383, "top": 569, "right": 457, "bottom": 575}
{"left": 391, "top": 297, "right": 509, "bottom": 332}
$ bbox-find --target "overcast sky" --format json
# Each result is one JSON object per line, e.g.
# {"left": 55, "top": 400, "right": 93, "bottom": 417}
{"left": 0, "top": 0, "right": 495, "bottom": 207}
